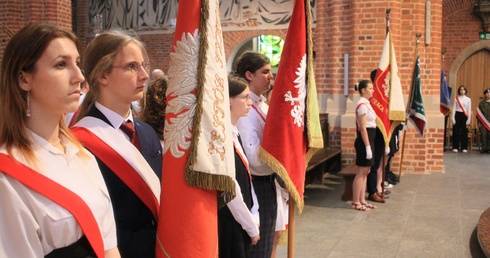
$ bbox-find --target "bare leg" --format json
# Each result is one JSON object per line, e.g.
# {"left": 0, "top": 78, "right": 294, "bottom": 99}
{"left": 270, "top": 230, "right": 284, "bottom": 258}
{"left": 352, "top": 166, "right": 370, "bottom": 205}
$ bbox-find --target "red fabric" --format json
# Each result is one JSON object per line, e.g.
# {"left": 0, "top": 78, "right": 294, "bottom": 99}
{"left": 0, "top": 154, "right": 104, "bottom": 258}
{"left": 371, "top": 34, "right": 392, "bottom": 145}
{"left": 261, "top": 0, "right": 308, "bottom": 205}
{"left": 71, "top": 127, "right": 159, "bottom": 219}
{"left": 68, "top": 108, "right": 79, "bottom": 128}
{"left": 120, "top": 120, "right": 141, "bottom": 150}
{"left": 155, "top": 0, "right": 218, "bottom": 257}
{"left": 456, "top": 97, "right": 469, "bottom": 118}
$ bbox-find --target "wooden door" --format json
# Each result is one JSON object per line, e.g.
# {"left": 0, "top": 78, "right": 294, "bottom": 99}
{"left": 456, "top": 49, "right": 490, "bottom": 128}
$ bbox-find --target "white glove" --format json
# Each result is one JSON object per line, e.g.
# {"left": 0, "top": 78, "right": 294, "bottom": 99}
{"left": 452, "top": 118, "right": 456, "bottom": 125}
{"left": 466, "top": 119, "right": 471, "bottom": 125}
{"left": 366, "top": 146, "right": 372, "bottom": 159}
{"left": 385, "top": 146, "right": 390, "bottom": 156}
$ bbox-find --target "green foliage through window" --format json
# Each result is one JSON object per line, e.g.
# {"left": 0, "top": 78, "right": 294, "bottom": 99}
{"left": 258, "top": 35, "right": 284, "bottom": 67}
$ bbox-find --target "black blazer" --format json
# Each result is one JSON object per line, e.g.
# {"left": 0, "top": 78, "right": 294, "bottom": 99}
{"left": 85, "top": 106, "right": 162, "bottom": 258}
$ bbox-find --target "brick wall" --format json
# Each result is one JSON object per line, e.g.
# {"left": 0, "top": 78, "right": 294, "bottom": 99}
{"left": 2, "top": 0, "right": 484, "bottom": 174}
{"left": 442, "top": 0, "right": 480, "bottom": 75}
{"left": 0, "top": 0, "right": 73, "bottom": 68}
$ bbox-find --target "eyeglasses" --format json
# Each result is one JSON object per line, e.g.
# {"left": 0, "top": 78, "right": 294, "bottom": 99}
{"left": 112, "top": 61, "right": 150, "bottom": 74}
{"left": 235, "top": 94, "right": 251, "bottom": 100}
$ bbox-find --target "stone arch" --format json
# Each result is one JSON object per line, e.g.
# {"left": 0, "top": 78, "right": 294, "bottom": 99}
{"left": 223, "top": 30, "right": 286, "bottom": 72}
{"left": 448, "top": 41, "right": 490, "bottom": 89}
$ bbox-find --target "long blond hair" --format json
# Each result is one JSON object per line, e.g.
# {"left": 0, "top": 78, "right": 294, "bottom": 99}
{"left": 76, "top": 30, "right": 148, "bottom": 121}
{"left": 0, "top": 23, "right": 86, "bottom": 162}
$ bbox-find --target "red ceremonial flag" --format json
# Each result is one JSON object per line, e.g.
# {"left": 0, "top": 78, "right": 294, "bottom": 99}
{"left": 371, "top": 31, "right": 406, "bottom": 144}
{"left": 156, "top": 0, "right": 235, "bottom": 257}
{"left": 259, "top": 0, "right": 323, "bottom": 212}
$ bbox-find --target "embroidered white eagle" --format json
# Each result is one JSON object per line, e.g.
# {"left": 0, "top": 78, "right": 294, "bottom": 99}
{"left": 284, "top": 54, "right": 307, "bottom": 128}
{"left": 163, "top": 29, "right": 199, "bottom": 158}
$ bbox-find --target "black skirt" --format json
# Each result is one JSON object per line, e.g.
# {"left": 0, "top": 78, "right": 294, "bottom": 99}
{"left": 355, "top": 128, "right": 376, "bottom": 167}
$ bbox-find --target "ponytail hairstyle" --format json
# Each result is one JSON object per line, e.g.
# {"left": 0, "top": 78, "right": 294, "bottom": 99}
{"left": 357, "top": 79, "right": 371, "bottom": 96}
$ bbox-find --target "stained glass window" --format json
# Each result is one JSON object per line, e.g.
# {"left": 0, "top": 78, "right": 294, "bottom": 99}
{"left": 258, "top": 35, "right": 284, "bottom": 67}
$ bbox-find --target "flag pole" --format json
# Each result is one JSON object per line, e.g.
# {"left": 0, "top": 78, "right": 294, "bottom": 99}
{"left": 288, "top": 197, "right": 295, "bottom": 257}
{"left": 441, "top": 48, "right": 448, "bottom": 152}
{"left": 381, "top": 8, "right": 391, "bottom": 195}
{"left": 398, "top": 33, "right": 421, "bottom": 180}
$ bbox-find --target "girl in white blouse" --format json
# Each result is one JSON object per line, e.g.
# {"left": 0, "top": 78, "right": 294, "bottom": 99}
{"left": 352, "top": 80, "right": 377, "bottom": 211}
{"left": 218, "top": 76, "right": 260, "bottom": 258}
{"left": 0, "top": 23, "right": 120, "bottom": 258}
{"left": 451, "top": 85, "right": 472, "bottom": 153}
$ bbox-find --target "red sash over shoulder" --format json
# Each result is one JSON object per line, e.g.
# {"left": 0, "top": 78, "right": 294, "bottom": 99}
{"left": 456, "top": 97, "right": 468, "bottom": 118}
{"left": 71, "top": 127, "right": 159, "bottom": 219}
{"left": 0, "top": 154, "right": 104, "bottom": 258}
{"left": 477, "top": 106, "right": 490, "bottom": 131}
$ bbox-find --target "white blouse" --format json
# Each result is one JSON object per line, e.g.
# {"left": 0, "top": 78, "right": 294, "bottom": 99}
{"left": 0, "top": 130, "right": 117, "bottom": 257}
{"left": 226, "top": 126, "right": 260, "bottom": 237}
{"left": 452, "top": 95, "right": 472, "bottom": 124}
{"left": 356, "top": 97, "right": 377, "bottom": 128}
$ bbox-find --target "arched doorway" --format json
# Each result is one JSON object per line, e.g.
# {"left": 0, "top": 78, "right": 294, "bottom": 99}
{"left": 455, "top": 49, "right": 490, "bottom": 128}
{"left": 227, "top": 34, "right": 284, "bottom": 74}
{"left": 449, "top": 42, "right": 490, "bottom": 128}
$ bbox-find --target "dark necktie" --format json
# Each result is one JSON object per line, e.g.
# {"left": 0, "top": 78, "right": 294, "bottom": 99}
{"left": 120, "top": 120, "right": 141, "bottom": 150}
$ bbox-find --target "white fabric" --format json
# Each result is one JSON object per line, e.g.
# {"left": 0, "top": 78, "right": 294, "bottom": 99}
{"left": 378, "top": 31, "right": 405, "bottom": 121}
{"left": 356, "top": 97, "right": 377, "bottom": 128}
{"left": 191, "top": 4, "right": 235, "bottom": 181}
{"left": 275, "top": 181, "right": 289, "bottom": 231}
{"left": 452, "top": 95, "right": 472, "bottom": 125}
{"left": 226, "top": 126, "right": 260, "bottom": 237}
{"left": 0, "top": 130, "right": 117, "bottom": 257}
{"left": 95, "top": 102, "right": 134, "bottom": 140}
{"left": 73, "top": 116, "right": 160, "bottom": 203}
{"left": 236, "top": 92, "right": 275, "bottom": 176}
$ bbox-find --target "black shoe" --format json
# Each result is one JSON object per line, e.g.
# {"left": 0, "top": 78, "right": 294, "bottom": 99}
{"left": 386, "top": 177, "right": 398, "bottom": 185}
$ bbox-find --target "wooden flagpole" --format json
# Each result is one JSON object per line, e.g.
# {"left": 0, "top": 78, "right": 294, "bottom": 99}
{"left": 288, "top": 198, "right": 295, "bottom": 257}
{"left": 398, "top": 33, "right": 422, "bottom": 180}
{"left": 381, "top": 8, "right": 391, "bottom": 195}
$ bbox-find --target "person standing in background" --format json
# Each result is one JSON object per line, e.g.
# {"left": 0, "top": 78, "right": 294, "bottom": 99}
{"left": 477, "top": 88, "right": 490, "bottom": 153}
{"left": 138, "top": 76, "right": 168, "bottom": 147}
{"left": 235, "top": 51, "right": 278, "bottom": 257}
{"left": 352, "top": 80, "right": 377, "bottom": 211}
{"left": 451, "top": 85, "right": 472, "bottom": 153}
{"left": 219, "top": 75, "right": 260, "bottom": 258}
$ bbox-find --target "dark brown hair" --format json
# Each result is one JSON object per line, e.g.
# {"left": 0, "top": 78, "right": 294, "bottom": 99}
{"left": 234, "top": 51, "right": 270, "bottom": 82}
{"left": 228, "top": 75, "right": 249, "bottom": 98}
{"left": 138, "top": 77, "right": 167, "bottom": 140}
{"left": 0, "top": 23, "right": 84, "bottom": 161}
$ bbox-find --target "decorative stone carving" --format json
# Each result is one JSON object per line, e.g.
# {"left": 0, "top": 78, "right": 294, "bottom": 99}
{"left": 474, "top": 0, "right": 490, "bottom": 32}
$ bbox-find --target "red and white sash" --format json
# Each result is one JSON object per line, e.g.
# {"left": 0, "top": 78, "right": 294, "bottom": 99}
{"left": 233, "top": 141, "right": 251, "bottom": 183}
{"left": 477, "top": 106, "right": 490, "bottom": 131}
{"left": 72, "top": 117, "right": 160, "bottom": 219}
{"left": 251, "top": 104, "right": 267, "bottom": 123}
{"left": 0, "top": 154, "right": 104, "bottom": 258}
{"left": 456, "top": 97, "right": 468, "bottom": 118}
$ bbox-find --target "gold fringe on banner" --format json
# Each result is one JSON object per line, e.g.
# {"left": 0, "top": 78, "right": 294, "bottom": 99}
{"left": 259, "top": 147, "right": 306, "bottom": 213}
{"left": 305, "top": 0, "right": 323, "bottom": 160}
{"left": 184, "top": 0, "right": 235, "bottom": 197}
